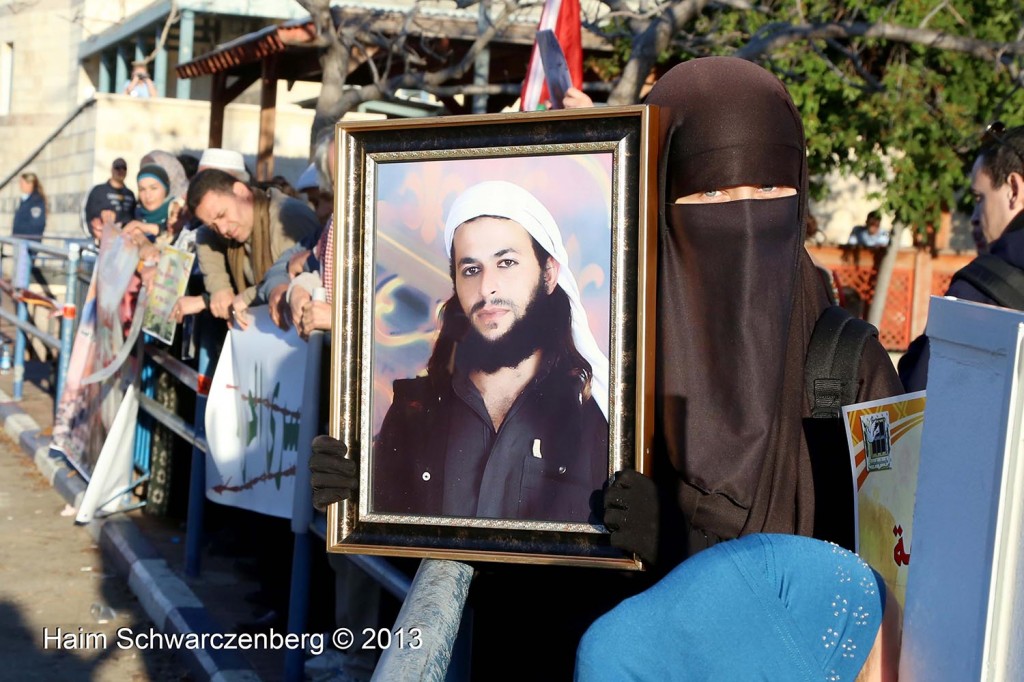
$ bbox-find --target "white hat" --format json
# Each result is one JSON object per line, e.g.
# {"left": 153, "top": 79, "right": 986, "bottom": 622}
{"left": 443, "top": 180, "right": 610, "bottom": 419}
{"left": 199, "top": 148, "right": 249, "bottom": 182}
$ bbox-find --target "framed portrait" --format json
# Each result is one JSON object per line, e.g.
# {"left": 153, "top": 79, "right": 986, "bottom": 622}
{"left": 326, "top": 105, "right": 658, "bottom": 569}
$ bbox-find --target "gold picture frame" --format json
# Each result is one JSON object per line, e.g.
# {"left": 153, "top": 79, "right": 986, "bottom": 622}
{"left": 326, "top": 105, "right": 658, "bottom": 569}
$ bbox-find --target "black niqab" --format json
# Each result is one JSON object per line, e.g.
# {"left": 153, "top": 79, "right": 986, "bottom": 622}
{"left": 646, "top": 57, "right": 819, "bottom": 556}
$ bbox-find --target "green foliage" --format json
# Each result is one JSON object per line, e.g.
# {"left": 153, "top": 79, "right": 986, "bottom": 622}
{"left": 788, "top": 0, "right": 1024, "bottom": 233}
{"left": 610, "top": 0, "right": 1024, "bottom": 235}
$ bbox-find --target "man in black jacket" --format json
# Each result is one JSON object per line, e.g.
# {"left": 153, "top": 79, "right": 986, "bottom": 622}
{"left": 371, "top": 180, "right": 609, "bottom": 524}
{"left": 899, "top": 123, "right": 1024, "bottom": 391}
{"left": 83, "top": 158, "right": 136, "bottom": 241}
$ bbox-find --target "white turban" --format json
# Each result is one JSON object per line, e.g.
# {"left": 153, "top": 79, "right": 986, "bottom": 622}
{"left": 443, "top": 180, "right": 609, "bottom": 420}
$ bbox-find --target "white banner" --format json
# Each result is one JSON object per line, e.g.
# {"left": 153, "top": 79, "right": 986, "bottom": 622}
{"left": 75, "top": 384, "right": 139, "bottom": 524}
{"left": 205, "top": 307, "right": 310, "bottom": 518}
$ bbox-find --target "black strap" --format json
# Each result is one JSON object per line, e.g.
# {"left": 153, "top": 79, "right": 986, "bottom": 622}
{"left": 804, "top": 305, "right": 877, "bottom": 551}
{"left": 951, "top": 255, "right": 1024, "bottom": 310}
{"left": 805, "top": 306, "right": 878, "bottom": 419}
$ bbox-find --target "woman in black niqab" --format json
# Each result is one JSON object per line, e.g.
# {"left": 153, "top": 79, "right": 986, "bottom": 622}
{"left": 645, "top": 57, "right": 901, "bottom": 568}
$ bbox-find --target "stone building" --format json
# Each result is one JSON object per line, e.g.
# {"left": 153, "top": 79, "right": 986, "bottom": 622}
{"left": 0, "top": 0, "right": 320, "bottom": 238}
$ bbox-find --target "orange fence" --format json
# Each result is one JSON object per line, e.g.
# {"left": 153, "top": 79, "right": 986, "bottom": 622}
{"left": 808, "top": 246, "right": 975, "bottom": 351}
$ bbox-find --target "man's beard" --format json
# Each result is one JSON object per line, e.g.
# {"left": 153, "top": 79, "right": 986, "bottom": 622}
{"left": 456, "top": 282, "right": 556, "bottom": 374}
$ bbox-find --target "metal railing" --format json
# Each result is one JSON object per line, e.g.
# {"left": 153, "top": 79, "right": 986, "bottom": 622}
{"left": 0, "top": 235, "right": 92, "bottom": 409}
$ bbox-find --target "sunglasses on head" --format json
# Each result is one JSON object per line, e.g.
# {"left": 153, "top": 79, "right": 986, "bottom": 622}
{"left": 982, "top": 120, "right": 1024, "bottom": 170}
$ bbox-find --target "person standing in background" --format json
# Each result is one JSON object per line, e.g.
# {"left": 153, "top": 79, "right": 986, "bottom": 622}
{"left": 84, "top": 158, "right": 137, "bottom": 241}
{"left": 12, "top": 172, "right": 47, "bottom": 239}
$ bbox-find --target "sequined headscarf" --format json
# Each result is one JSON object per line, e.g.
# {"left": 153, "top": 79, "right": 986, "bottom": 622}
{"left": 576, "top": 534, "right": 888, "bottom": 681}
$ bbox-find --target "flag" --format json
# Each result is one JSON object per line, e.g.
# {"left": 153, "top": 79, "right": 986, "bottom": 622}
{"left": 520, "top": 0, "right": 583, "bottom": 111}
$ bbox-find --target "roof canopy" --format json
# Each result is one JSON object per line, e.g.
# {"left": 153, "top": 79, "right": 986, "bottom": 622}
{"left": 175, "top": 4, "right": 613, "bottom": 179}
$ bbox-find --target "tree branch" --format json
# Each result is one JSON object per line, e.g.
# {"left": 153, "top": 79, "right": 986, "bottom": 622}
{"left": 823, "top": 37, "right": 885, "bottom": 91}
{"left": 735, "top": 21, "right": 1024, "bottom": 63}
{"left": 137, "top": 1, "right": 180, "bottom": 66}
{"left": 607, "top": 0, "right": 713, "bottom": 104}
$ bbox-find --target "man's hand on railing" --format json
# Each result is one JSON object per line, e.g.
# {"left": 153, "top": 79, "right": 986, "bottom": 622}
{"left": 229, "top": 294, "right": 252, "bottom": 331}
{"left": 268, "top": 283, "right": 291, "bottom": 331}
{"left": 310, "top": 435, "right": 357, "bottom": 512}
{"left": 209, "top": 288, "right": 233, "bottom": 319}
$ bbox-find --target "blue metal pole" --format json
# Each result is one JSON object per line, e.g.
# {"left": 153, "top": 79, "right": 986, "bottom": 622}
{"left": 56, "top": 243, "right": 80, "bottom": 409}
{"left": 12, "top": 241, "right": 30, "bottom": 400}
{"left": 133, "top": 354, "right": 154, "bottom": 474}
{"left": 285, "top": 289, "right": 326, "bottom": 682}
{"left": 285, "top": 532, "right": 312, "bottom": 682}
{"left": 185, "top": 313, "right": 214, "bottom": 578}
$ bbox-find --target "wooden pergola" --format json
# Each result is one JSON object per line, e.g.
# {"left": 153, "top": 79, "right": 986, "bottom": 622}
{"left": 175, "top": 5, "right": 613, "bottom": 180}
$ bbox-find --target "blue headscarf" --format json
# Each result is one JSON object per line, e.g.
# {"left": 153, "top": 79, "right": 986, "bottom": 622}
{"left": 576, "top": 534, "right": 886, "bottom": 681}
{"left": 137, "top": 163, "right": 172, "bottom": 229}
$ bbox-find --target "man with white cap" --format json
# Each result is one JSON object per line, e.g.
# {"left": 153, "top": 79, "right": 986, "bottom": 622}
{"left": 198, "top": 148, "right": 250, "bottom": 182}
{"left": 183, "top": 165, "right": 319, "bottom": 329}
{"left": 171, "top": 148, "right": 256, "bottom": 322}
{"left": 316, "top": 180, "right": 610, "bottom": 524}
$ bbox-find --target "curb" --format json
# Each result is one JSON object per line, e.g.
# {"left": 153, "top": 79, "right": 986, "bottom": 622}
{"left": 0, "top": 391, "right": 261, "bottom": 682}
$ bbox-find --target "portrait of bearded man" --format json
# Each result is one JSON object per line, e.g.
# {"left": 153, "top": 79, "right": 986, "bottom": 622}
{"left": 369, "top": 180, "right": 611, "bottom": 524}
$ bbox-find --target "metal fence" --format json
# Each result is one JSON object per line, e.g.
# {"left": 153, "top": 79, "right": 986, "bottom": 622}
{"left": 0, "top": 235, "right": 91, "bottom": 409}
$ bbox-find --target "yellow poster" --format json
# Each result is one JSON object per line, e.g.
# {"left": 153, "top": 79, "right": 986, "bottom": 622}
{"left": 842, "top": 390, "right": 926, "bottom": 609}
{"left": 142, "top": 245, "right": 195, "bottom": 345}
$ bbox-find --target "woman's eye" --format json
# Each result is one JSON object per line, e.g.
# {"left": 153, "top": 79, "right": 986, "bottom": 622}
{"left": 703, "top": 190, "right": 722, "bottom": 198}
{"left": 759, "top": 185, "right": 778, "bottom": 193}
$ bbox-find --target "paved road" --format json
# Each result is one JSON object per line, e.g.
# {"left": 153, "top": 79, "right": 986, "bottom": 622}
{"left": 0, "top": 432, "right": 190, "bottom": 681}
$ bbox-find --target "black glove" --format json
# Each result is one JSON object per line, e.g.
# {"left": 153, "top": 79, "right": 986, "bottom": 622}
{"left": 310, "top": 435, "right": 358, "bottom": 511}
{"left": 603, "top": 469, "right": 659, "bottom": 566}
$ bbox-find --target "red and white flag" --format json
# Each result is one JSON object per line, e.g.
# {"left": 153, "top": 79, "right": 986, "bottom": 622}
{"left": 520, "top": 0, "right": 583, "bottom": 111}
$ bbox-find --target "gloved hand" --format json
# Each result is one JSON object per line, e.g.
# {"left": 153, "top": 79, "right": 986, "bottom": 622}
{"left": 603, "top": 469, "right": 659, "bottom": 566}
{"left": 310, "top": 435, "right": 358, "bottom": 511}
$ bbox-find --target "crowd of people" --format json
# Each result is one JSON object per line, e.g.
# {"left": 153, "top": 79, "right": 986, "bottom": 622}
{"left": 6, "top": 53, "right": 1024, "bottom": 680}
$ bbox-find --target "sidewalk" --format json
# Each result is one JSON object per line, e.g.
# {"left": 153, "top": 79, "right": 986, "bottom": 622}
{"left": 0, "top": 359, "right": 277, "bottom": 681}
{"left": 0, "top": 429, "right": 189, "bottom": 681}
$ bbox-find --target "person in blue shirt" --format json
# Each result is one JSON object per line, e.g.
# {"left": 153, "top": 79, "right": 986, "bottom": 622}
{"left": 847, "top": 210, "right": 891, "bottom": 248}
{"left": 12, "top": 172, "right": 47, "bottom": 238}
{"left": 123, "top": 62, "right": 157, "bottom": 98}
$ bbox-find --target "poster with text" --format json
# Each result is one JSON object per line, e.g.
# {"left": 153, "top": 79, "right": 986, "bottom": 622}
{"left": 843, "top": 391, "right": 926, "bottom": 610}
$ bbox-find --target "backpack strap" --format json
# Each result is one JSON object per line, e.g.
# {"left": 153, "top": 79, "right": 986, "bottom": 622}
{"left": 805, "top": 306, "right": 878, "bottom": 419}
{"left": 805, "top": 305, "right": 878, "bottom": 551}
{"left": 950, "top": 255, "right": 1024, "bottom": 310}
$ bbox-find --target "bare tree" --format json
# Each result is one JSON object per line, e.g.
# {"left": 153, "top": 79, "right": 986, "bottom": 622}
{"left": 296, "top": 0, "right": 524, "bottom": 146}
